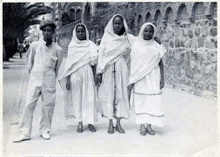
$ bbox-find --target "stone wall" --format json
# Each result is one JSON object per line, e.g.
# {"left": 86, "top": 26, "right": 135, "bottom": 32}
{"left": 89, "top": 2, "right": 217, "bottom": 99}
{"left": 58, "top": 21, "right": 80, "bottom": 57}
{"left": 55, "top": 2, "right": 217, "bottom": 98}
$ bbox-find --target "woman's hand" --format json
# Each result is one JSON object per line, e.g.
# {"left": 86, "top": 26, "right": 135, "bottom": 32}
{"left": 154, "top": 37, "right": 161, "bottom": 45}
{"left": 127, "top": 84, "right": 134, "bottom": 100}
{"left": 66, "top": 77, "right": 71, "bottom": 90}
{"left": 125, "top": 47, "right": 131, "bottom": 53}
{"left": 159, "top": 59, "right": 164, "bottom": 89}
{"left": 160, "top": 78, "right": 164, "bottom": 89}
{"left": 127, "top": 84, "right": 134, "bottom": 92}
{"left": 95, "top": 74, "right": 102, "bottom": 87}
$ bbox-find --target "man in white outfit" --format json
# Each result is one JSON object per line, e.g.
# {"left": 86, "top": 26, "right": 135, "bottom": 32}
{"left": 14, "top": 19, "right": 63, "bottom": 142}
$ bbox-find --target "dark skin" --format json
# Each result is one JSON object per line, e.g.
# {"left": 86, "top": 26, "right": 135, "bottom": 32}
{"left": 42, "top": 25, "right": 55, "bottom": 47}
{"left": 76, "top": 25, "right": 86, "bottom": 40}
{"left": 113, "top": 16, "right": 125, "bottom": 36}
{"left": 96, "top": 16, "right": 126, "bottom": 134}
{"left": 66, "top": 25, "right": 96, "bottom": 133}
{"left": 128, "top": 25, "right": 164, "bottom": 135}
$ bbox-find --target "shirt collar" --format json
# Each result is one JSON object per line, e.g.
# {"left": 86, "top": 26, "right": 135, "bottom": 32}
{"left": 41, "top": 39, "right": 54, "bottom": 49}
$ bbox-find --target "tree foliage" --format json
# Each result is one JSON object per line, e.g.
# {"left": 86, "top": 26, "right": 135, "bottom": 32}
{"left": 3, "top": 2, "right": 53, "bottom": 60}
{"left": 3, "top": 3, "right": 53, "bottom": 41}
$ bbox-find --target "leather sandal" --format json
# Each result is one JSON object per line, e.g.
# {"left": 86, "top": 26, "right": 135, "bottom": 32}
{"left": 88, "top": 124, "right": 96, "bottom": 132}
{"left": 146, "top": 128, "right": 155, "bottom": 135}
{"left": 107, "top": 126, "right": 114, "bottom": 134}
{"left": 140, "top": 129, "right": 147, "bottom": 136}
{"left": 77, "top": 126, "right": 83, "bottom": 133}
{"left": 116, "top": 126, "right": 125, "bottom": 134}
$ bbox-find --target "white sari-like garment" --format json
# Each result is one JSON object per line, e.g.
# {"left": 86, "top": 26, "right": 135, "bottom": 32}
{"left": 129, "top": 23, "right": 166, "bottom": 126}
{"left": 59, "top": 24, "right": 98, "bottom": 124}
{"left": 97, "top": 14, "right": 136, "bottom": 119}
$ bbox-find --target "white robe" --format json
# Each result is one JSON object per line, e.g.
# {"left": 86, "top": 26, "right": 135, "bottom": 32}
{"left": 97, "top": 14, "right": 136, "bottom": 119}
{"left": 59, "top": 24, "right": 98, "bottom": 124}
{"left": 129, "top": 23, "right": 166, "bottom": 126}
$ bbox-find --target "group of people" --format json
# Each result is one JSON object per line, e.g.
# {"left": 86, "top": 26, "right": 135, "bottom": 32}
{"left": 14, "top": 14, "right": 166, "bottom": 143}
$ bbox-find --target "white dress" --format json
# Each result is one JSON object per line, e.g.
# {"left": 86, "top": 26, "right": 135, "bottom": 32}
{"left": 69, "top": 63, "right": 98, "bottom": 124}
{"left": 96, "top": 14, "right": 136, "bottom": 119}
{"left": 59, "top": 24, "right": 98, "bottom": 124}
{"left": 98, "top": 56, "right": 129, "bottom": 119}
{"left": 133, "top": 65, "right": 164, "bottom": 126}
{"left": 129, "top": 23, "right": 166, "bottom": 127}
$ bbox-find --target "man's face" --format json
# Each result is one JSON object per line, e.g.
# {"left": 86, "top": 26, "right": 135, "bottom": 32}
{"left": 143, "top": 25, "right": 154, "bottom": 40}
{"left": 113, "top": 16, "right": 124, "bottom": 35}
{"left": 42, "top": 26, "right": 54, "bottom": 41}
{"left": 76, "top": 25, "right": 86, "bottom": 40}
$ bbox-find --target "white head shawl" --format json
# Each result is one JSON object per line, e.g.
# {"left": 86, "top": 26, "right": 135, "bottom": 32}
{"left": 97, "top": 14, "right": 131, "bottom": 74}
{"left": 128, "top": 23, "right": 166, "bottom": 85}
{"left": 59, "top": 23, "right": 98, "bottom": 118}
{"left": 137, "top": 22, "right": 156, "bottom": 43}
{"left": 61, "top": 23, "right": 97, "bottom": 79}
{"left": 103, "top": 14, "right": 128, "bottom": 38}
{"left": 68, "top": 23, "right": 90, "bottom": 47}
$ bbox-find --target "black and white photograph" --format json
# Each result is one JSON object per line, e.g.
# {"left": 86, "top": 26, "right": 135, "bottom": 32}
{"left": 2, "top": 1, "right": 219, "bottom": 156}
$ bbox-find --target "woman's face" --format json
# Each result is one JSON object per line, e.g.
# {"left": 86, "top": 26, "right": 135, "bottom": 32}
{"left": 76, "top": 25, "right": 86, "bottom": 40}
{"left": 143, "top": 25, "right": 154, "bottom": 40}
{"left": 113, "top": 16, "right": 124, "bottom": 35}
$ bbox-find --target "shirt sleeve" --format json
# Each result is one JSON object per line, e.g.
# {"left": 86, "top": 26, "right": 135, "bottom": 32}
{"left": 27, "top": 42, "right": 37, "bottom": 73}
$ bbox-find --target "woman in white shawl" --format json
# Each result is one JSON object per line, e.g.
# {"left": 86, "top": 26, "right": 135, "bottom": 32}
{"left": 59, "top": 24, "right": 98, "bottom": 133}
{"left": 128, "top": 23, "right": 166, "bottom": 136}
{"left": 96, "top": 14, "right": 135, "bottom": 134}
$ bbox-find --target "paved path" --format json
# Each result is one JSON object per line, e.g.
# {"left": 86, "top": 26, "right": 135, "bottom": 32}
{"left": 3, "top": 54, "right": 219, "bottom": 156}
{"left": 3, "top": 53, "right": 27, "bottom": 153}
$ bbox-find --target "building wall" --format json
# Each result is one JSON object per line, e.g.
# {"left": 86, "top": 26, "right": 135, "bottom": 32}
{"left": 53, "top": 2, "right": 217, "bottom": 98}
{"left": 51, "top": 2, "right": 91, "bottom": 55}
{"left": 92, "top": 2, "right": 217, "bottom": 99}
